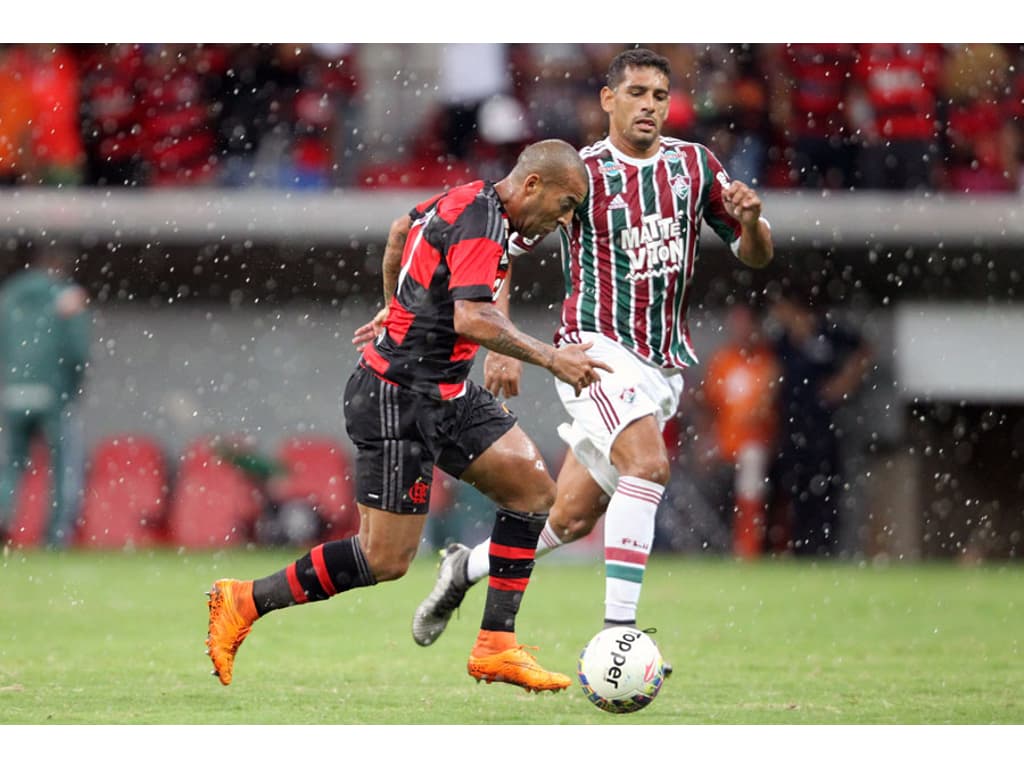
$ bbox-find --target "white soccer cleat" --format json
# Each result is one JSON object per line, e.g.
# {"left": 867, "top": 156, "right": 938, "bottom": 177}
{"left": 412, "top": 543, "right": 472, "bottom": 647}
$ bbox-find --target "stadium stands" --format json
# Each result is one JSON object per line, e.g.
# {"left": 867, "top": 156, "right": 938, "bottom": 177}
{"left": 165, "top": 436, "right": 265, "bottom": 549}
{"left": 76, "top": 434, "right": 169, "bottom": 549}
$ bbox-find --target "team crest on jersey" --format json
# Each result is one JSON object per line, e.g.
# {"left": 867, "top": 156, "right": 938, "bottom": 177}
{"left": 670, "top": 174, "right": 689, "bottom": 200}
{"left": 599, "top": 159, "right": 626, "bottom": 176}
{"left": 609, "top": 194, "right": 629, "bottom": 210}
{"left": 619, "top": 386, "right": 637, "bottom": 404}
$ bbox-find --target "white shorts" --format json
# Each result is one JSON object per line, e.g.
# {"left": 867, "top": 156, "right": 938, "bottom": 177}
{"left": 554, "top": 332, "right": 684, "bottom": 496}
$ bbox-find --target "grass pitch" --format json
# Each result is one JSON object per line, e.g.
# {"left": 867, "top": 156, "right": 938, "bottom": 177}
{"left": 1, "top": 546, "right": 1021, "bottom": 726}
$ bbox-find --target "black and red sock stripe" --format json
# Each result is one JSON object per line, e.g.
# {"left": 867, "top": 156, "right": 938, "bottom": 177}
{"left": 252, "top": 537, "right": 376, "bottom": 616}
{"left": 480, "top": 509, "right": 546, "bottom": 634}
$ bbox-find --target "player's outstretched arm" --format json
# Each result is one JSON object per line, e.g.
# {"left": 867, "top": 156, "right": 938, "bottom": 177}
{"left": 454, "top": 299, "right": 611, "bottom": 396}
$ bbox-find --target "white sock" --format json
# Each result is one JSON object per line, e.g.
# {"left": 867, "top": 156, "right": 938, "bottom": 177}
{"left": 604, "top": 475, "right": 663, "bottom": 624}
{"left": 466, "top": 519, "right": 564, "bottom": 583}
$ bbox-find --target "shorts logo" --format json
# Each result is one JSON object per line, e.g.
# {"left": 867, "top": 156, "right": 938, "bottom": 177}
{"left": 407, "top": 478, "right": 430, "bottom": 505}
{"left": 619, "top": 386, "right": 637, "bottom": 404}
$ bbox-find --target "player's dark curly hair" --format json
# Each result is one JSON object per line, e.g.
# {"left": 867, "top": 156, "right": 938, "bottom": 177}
{"left": 606, "top": 48, "right": 671, "bottom": 89}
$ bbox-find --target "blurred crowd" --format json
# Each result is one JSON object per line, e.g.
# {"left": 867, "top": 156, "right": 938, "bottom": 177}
{"left": 0, "top": 42, "right": 1022, "bottom": 194}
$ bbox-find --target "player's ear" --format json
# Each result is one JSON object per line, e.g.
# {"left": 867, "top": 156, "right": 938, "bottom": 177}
{"left": 523, "top": 172, "right": 542, "bottom": 197}
{"left": 600, "top": 86, "right": 615, "bottom": 113}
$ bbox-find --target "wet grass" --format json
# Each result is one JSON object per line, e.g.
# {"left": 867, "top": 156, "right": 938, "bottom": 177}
{"left": 1, "top": 548, "right": 1021, "bottom": 728}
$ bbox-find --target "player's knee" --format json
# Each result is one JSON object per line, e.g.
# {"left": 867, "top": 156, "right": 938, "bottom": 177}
{"left": 365, "top": 549, "right": 414, "bottom": 582}
{"left": 619, "top": 455, "right": 670, "bottom": 486}
{"left": 499, "top": 467, "right": 556, "bottom": 513}
{"left": 523, "top": 476, "right": 557, "bottom": 513}
{"left": 548, "top": 507, "right": 597, "bottom": 543}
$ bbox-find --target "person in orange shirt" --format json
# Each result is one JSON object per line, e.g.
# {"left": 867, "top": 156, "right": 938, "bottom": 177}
{"left": 703, "top": 303, "right": 780, "bottom": 559}
{"left": 0, "top": 46, "right": 35, "bottom": 185}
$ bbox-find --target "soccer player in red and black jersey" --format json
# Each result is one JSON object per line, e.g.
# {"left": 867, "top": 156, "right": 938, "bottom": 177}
{"left": 409, "top": 49, "right": 774, "bottom": 674}
{"left": 206, "top": 139, "right": 611, "bottom": 693}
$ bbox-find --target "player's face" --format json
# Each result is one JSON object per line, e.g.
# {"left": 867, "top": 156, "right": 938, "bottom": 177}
{"left": 517, "top": 173, "right": 586, "bottom": 240}
{"left": 601, "top": 65, "right": 670, "bottom": 157}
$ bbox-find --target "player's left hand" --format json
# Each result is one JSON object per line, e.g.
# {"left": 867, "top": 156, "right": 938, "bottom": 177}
{"left": 722, "top": 181, "right": 763, "bottom": 227}
{"left": 483, "top": 351, "right": 523, "bottom": 398}
{"left": 352, "top": 307, "right": 388, "bottom": 351}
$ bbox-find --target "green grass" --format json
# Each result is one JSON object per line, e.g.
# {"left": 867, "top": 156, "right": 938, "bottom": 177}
{"left": 1, "top": 547, "right": 1022, "bottom": 725}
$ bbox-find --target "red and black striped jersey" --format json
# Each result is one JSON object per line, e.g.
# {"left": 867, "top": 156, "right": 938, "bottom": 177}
{"left": 361, "top": 180, "right": 511, "bottom": 400}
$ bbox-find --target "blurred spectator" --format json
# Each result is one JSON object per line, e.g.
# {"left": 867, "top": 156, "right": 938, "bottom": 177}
{"left": 210, "top": 43, "right": 296, "bottom": 186}
{"left": 0, "top": 45, "right": 34, "bottom": 185}
{"left": 767, "top": 283, "right": 873, "bottom": 558}
{"left": 648, "top": 44, "right": 700, "bottom": 140}
{"left": 693, "top": 44, "right": 771, "bottom": 186}
{"left": 511, "top": 43, "right": 593, "bottom": 147}
{"left": 22, "top": 44, "right": 85, "bottom": 186}
{"left": 765, "top": 43, "right": 858, "bottom": 189}
{"left": 0, "top": 245, "right": 91, "bottom": 549}
{"left": 259, "top": 43, "right": 363, "bottom": 189}
{"left": 436, "top": 43, "right": 512, "bottom": 162}
{"left": 308, "top": 43, "right": 363, "bottom": 187}
{"left": 1, "top": 43, "right": 1022, "bottom": 192}
{"left": 657, "top": 385, "right": 733, "bottom": 555}
{"left": 848, "top": 43, "right": 944, "bottom": 191}
{"left": 703, "top": 303, "right": 780, "bottom": 559}
{"left": 136, "top": 44, "right": 222, "bottom": 186}
{"left": 941, "top": 43, "right": 1020, "bottom": 193}
{"left": 79, "top": 44, "right": 147, "bottom": 187}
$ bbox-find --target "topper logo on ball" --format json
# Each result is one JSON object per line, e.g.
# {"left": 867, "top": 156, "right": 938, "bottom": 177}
{"left": 604, "top": 629, "right": 642, "bottom": 688}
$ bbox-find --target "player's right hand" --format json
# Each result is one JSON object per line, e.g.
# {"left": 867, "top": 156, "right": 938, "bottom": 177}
{"left": 551, "top": 342, "right": 613, "bottom": 396}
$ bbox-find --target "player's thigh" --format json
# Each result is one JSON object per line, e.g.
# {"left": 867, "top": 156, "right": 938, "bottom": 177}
{"left": 459, "top": 424, "right": 555, "bottom": 513}
{"left": 609, "top": 414, "right": 670, "bottom": 481}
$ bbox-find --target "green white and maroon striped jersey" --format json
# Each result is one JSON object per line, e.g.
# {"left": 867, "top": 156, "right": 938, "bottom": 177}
{"left": 555, "top": 136, "right": 743, "bottom": 370}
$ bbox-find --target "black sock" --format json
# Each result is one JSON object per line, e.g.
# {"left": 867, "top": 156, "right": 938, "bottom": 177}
{"left": 480, "top": 509, "right": 546, "bottom": 633}
{"left": 252, "top": 536, "right": 376, "bottom": 616}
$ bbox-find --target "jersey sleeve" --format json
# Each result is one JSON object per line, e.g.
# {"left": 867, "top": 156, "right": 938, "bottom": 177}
{"left": 701, "top": 147, "right": 744, "bottom": 253}
{"left": 409, "top": 190, "right": 445, "bottom": 222}
{"left": 446, "top": 201, "right": 504, "bottom": 302}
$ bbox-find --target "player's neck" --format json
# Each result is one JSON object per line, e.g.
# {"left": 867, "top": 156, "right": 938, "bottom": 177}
{"left": 608, "top": 133, "right": 661, "bottom": 160}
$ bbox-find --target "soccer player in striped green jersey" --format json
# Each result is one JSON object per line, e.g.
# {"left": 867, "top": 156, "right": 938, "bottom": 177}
{"left": 411, "top": 48, "right": 774, "bottom": 661}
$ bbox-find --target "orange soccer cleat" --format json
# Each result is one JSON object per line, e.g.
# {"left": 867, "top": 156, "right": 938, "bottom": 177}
{"left": 205, "top": 578, "right": 258, "bottom": 686}
{"left": 467, "top": 645, "right": 572, "bottom": 693}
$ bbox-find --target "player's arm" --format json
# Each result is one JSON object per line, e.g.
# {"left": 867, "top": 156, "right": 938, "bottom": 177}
{"left": 352, "top": 213, "right": 411, "bottom": 350}
{"left": 381, "top": 213, "right": 411, "bottom": 303}
{"left": 821, "top": 340, "right": 874, "bottom": 406}
{"left": 482, "top": 262, "right": 523, "bottom": 398}
{"left": 454, "top": 299, "right": 611, "bottom": 396}
{"left": 722, "top": 181, "right": 774, "bottom": 269}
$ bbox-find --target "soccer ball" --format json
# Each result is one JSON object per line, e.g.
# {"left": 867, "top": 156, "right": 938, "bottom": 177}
{"left": 576, "top": 626, "right": 666, "bottom": 714}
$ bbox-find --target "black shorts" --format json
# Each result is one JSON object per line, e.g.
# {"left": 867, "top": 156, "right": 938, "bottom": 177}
{"left": 343, "top": 365, "right": 518, "bottom": 514}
